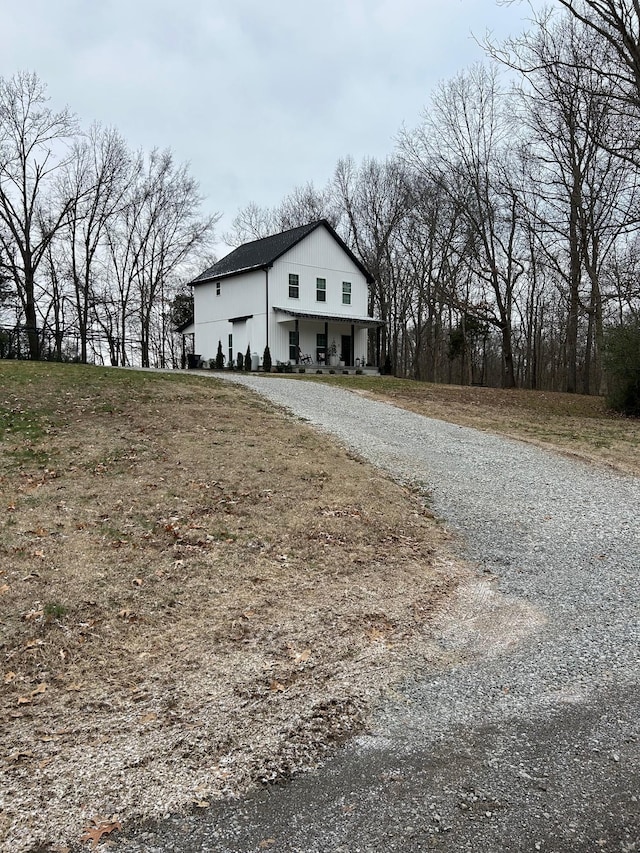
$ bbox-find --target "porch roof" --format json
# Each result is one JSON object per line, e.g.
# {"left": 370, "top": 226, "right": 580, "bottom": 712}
{"left": 273, "top": 307, "right": 383, "bottom": 328}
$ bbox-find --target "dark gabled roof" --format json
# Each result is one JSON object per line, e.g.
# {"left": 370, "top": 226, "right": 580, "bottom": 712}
{"left": 190, "top": 219, "right": 374, "bottom": 285}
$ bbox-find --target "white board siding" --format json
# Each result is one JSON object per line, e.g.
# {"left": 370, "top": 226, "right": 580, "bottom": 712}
{"left": 191, "top": 225, "right": 374, "bottom": 365}
{"left": 269, "top": 227, "right": 369, "bottom": 317}
{"left": 194, "top": 268, "right": 266, "bottom": 361}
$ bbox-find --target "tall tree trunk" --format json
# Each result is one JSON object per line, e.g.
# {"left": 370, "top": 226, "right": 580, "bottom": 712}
{"left": 501, "top": 322, "right": 517, "bottom": 389}
{"left": 566, "top": 192, "right": 581, "bottom": 393}
{"left": 23, "top": 268, "right": 40, "bottom": 360}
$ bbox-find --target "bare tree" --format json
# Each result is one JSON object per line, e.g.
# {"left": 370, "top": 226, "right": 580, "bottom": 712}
{"left": 0, "top": 72, "right": 77, "bottom": 359}
{"left": 59, "top": 124, "right": 132, "bottom": 362}
{"left": 502, "top": 2, "right": 640, "bottom": 161}
{"left": 275, "top": 181, "right": 342, "bottom": 231}
{"left": 554, "top": 1, "right": 640, "bottom": 105}
{"left": 223, "top": 201, "right": 277, "bottom": 247}
{"left": 395, "top": 173, "right": 468, "bottom": 381}
{"left": 493, "top": 10, "right": 639, "bottom": 392}
{"left": 104, "top": 149, "right": 219, "bottom": 367}
{"left": 102, "top": 151, "right": 145, "bottom": 365}
{"left": 334, "top": 156, "right": 411, "bottom": 370}
{"left": 223, "top": 181, "right": 338, "bottom": 248}
{"left": 400, "top": 64, "right": 526, "bottom": 387}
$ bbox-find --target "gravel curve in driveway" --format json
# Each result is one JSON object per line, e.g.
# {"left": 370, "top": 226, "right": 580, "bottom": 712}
{"left": 114, "top": 376, "right": 639, "bottom": 853}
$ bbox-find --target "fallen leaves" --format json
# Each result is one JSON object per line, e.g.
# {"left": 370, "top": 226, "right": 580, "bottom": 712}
{"left": 321, "top": 505, "right": 363, "bottom": 518}
{"left": 7, "top": 749, "right": 34, "bottom": 763}
{"left": 21, "top": 571, "right": 40, "bottom": 581}
{"left": 365, "top": 617, "right": 395, "bottom": 644}
{"left": 0, "top": 583, "right": 9, "bottom": 595}
{"left": 17, "top": 682, "right": 47, "bottom": 705}
{"left": 366, "top": 627, "right": 388, "bottom": 643}
{"left": 23, "top": 608, "right": 44, "bottom": 621}
{"left": 118, "top": 608, "right": 137, "bottom": 621}
{"left": 80, "top": 818, "right": 122, "bottom": 849}
{"left": 192, "top": 783, "right": 210, "bottom": 808}
{"left": 139, "top": 712, "right": 157, "bottom": 725}
{"left": 290, "top": 647, "right": 311, "bottom": 665}
{"left": 0, "top": 366, "right": 458, "bottom": 853}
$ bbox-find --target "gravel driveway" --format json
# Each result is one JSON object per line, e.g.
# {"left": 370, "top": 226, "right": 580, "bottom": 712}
{"left": 114, "top": 376, "right": 639, "bottom": 853}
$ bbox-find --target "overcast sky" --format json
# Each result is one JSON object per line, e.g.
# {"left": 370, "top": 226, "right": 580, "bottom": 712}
{"left": 3, "top": 0, "right": 545, "bottom": 242}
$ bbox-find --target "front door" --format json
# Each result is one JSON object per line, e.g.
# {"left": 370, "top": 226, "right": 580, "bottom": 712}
{"left": 341, "top": 334, "right": 352, "bottom": 366}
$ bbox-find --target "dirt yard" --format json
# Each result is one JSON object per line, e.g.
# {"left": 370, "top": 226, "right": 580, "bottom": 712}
{"left": 0, "top": 364, "right": 463, "bottom": 852}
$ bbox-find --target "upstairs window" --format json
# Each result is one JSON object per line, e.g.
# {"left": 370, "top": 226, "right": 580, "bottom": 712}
{"left": 216, "top": 282, "right": 221, "bottom": 296}
{"left": 342, "top": 281, "right": 351, "bottom": 305}
{"left": 289, "top": 273, "right": 299, "bottom": 299}
{"left": 316, "top": 277, "right": 326, "bottom": 302}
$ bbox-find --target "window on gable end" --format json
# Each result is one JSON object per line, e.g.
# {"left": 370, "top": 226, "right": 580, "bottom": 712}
{"left": 316, "top": 277, "right": 326, "bottom": 302}
{"left": 216, "top": 282, "right": 221, "bottom": 296}
{"left": 289, "top": 273, "right": 299, "bottom": 299}
{"left": 342, "top": 281, "right": 351, "bottom": 305}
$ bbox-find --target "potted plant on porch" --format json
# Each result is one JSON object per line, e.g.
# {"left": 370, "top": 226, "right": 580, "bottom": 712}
{"left": 328, "top": 339, "right": 339, "bottom": 367}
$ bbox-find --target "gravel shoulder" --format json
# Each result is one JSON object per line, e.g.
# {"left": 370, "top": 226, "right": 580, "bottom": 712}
{"left": 100, "top": 376, "right": 640, "bottom": 851}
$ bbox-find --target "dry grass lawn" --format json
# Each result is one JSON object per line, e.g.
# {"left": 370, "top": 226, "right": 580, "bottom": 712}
{"left": 5, "top": 364, "right": 635, "bottom": 851}
{"left": 0, "top": 363, "right": 461, "bottom": 852}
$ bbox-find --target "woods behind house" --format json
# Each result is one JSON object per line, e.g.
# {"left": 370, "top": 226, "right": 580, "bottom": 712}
{"left": 1, "top": 2, "right": 639, "bottom": 399}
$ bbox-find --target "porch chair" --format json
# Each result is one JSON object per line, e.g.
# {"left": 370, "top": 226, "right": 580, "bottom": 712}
{"left": 297, "top": 347, "right": 312, "bottom": 365}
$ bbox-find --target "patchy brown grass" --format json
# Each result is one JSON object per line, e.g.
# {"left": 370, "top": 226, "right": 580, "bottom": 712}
{"left": 0, "top": 363, "right": 462, "bottom": 851}
{"left": 304, "top": 375, "right": 640, "bottom": 477}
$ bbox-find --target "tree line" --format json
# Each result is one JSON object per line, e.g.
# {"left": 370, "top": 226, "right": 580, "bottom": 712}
{"left": 0, "top": 72, "right": 219, "bottom": 366}
{"left": 226, "top": 1, "right": 640, "bottom": 395}
{"left": 2, "top": 1, "right": 640, "bottom": 397}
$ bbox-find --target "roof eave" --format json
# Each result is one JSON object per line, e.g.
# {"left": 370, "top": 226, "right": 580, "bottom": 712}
{"left": 191, "top": 263, "right": 271, "bottom": 286}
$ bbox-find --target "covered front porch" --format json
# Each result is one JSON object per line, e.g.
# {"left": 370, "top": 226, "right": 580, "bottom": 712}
{"left": 272, "top": 307, "right": 383, "bottom": 369}
{"left": 274, "top": 362, "right": 380, "bottom": 375}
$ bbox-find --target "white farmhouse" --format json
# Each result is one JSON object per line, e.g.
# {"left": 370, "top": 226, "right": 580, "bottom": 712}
{"left": 188, "top": 220, "right": 381, "bottom": 369}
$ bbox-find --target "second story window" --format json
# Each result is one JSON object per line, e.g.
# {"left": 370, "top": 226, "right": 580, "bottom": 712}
{"left": 216, "top": 282, "right": 221, "bottom": 296}
{"left": 316, "top": 277, "right": 326, "bottom": 302}
{"left": 289, "top": 273, "right": 299, "bottom": 299}
{"left": 342, "top": 281, "right": 351, "bottom": 305}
